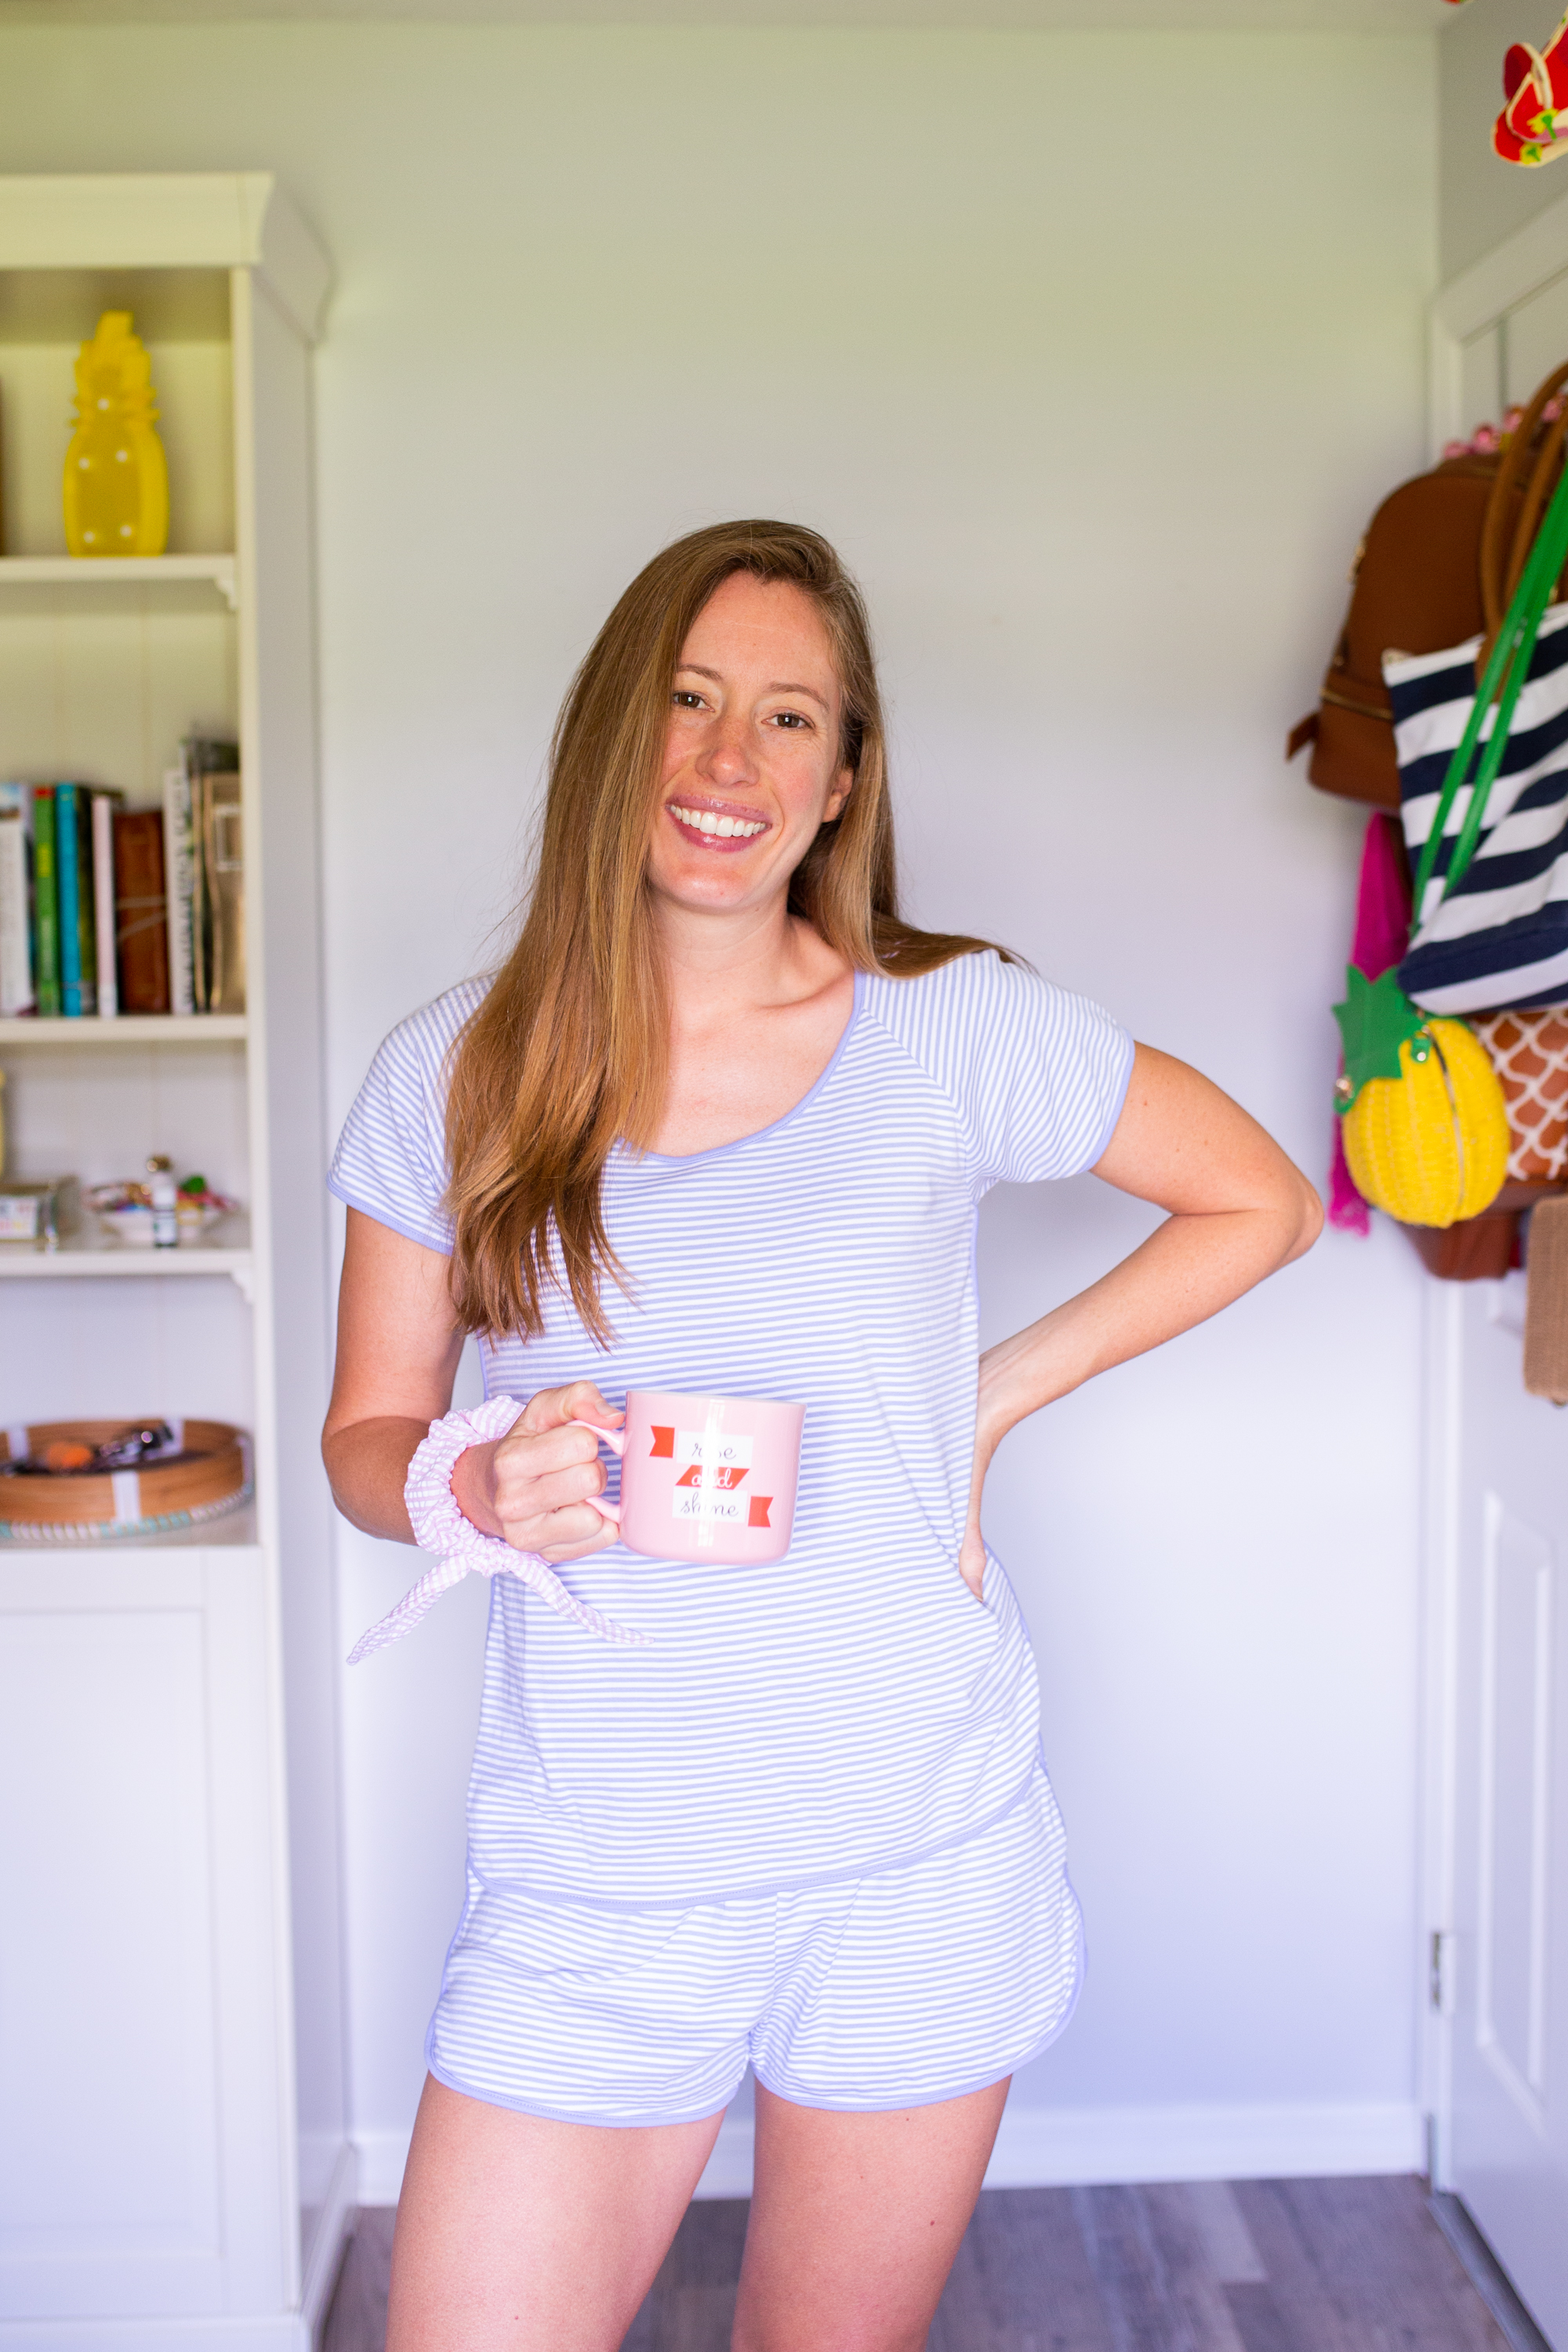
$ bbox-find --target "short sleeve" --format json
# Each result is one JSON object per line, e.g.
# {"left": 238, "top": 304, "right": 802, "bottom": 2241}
{"left": 327, "top": 981, "right": 489, "bottom": 1254}
{"left": 869, "top": 952, "right": 1134, "bottom": 1189}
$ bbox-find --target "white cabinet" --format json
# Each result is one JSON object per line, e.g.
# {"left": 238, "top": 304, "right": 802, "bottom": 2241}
{"left": 0, "top": 177, "right": 350, "bottom": 2347}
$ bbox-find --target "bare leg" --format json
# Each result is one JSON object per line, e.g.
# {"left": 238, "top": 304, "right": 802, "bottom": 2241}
{"left": 386, "top": 2073, "right": 725, "bottom": 2352}
{"left": 731, "top": 2074, "right": 1009, "bottom": 2352}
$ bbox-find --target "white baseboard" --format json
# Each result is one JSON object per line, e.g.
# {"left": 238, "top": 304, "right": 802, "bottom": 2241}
{"left": 354, "top": 2129, "right": 415, "bottom": 2208}
{"left": 977, "top": 2098, "right": 1425, "bottom": 2190}
{"left": 0, "top": 2322, "right": 312, "bottom": 2349}
{"left": 297, "top": 2131, "right": 345, "bottom": 2209}
{"left": 354, "top": 2099, "right": 1424, "bottom": 2208}
{"left": 300, "top": 2140, "right": 358, "bottom": 2341}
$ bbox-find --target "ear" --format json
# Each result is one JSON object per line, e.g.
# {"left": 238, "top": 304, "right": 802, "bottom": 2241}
{"left": 824, "top": 766, "right": 854, "bottom": 824}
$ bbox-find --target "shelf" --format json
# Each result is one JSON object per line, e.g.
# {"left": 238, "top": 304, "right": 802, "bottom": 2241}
{"left": 0, "top": 1505, "right": 259, "bottom": 1559}
{"left": 0, "top": 554, "right": 238, "bottom": 608}
{"left": 0, "top": 1218, "right": 252, "bottom": 1297}
{"left": 0, "top": 1014, "right": 247, "bottom": 1045}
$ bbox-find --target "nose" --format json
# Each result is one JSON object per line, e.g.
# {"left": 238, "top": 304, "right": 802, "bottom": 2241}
{"left": 697, "top": 713, "right": 758, "bottom": 790}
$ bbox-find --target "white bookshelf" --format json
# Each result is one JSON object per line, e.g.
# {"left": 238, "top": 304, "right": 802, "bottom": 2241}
{"left": 0, "top": 1011, "right": 248, "bottom": 1043}
{"left": 0, "top": 552, "right": 239, "bottom": 604}
{"left": 0, "top": 1225, "right": 253, "bottom": 1287}
{"left": 0, "top": 178, "right": 350, "bottom": 2349}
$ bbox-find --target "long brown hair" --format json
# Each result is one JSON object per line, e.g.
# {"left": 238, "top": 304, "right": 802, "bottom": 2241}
{"left": 445, "top": 518, "right": 1010, "bottom": 1343}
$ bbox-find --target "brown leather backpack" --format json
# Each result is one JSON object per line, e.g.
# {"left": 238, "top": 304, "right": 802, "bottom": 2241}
{"left": 1290, "top": 361, "right": 1568, "bottom": 808}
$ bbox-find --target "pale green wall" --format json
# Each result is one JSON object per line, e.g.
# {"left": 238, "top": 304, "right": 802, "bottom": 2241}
{"left": 0, "top": 20, "right": 1437, "bottom": 2184}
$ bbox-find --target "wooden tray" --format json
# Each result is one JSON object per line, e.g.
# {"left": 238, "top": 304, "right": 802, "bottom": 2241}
{"left": 0, "top": 1419, "right": 251, "bottom": 1540}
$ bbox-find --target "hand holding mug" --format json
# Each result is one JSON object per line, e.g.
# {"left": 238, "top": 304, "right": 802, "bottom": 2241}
{"left": 452, "top": 1384, "right": 807, "bottom": 1571}
{"left": 451, "top": 1380, "right": 625, "bottom": 1563}
{"left": 615, "top": 1392, "right": 804, "bottom": 1565}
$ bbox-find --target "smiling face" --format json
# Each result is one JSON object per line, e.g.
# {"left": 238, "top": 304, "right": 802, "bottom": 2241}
{"left": 646, "top": 571, "right": 854, "bottom": 927}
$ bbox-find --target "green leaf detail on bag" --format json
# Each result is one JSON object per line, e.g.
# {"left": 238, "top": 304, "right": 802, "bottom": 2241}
{"left": 1332, "top": 965, "right": 1429, "bottom": 1113}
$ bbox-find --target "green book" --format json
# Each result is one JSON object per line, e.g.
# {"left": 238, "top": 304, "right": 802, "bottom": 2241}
{"left": 55, "top": 783, "right": 96, "bottom": 1017}
{"left": 31, "top": 786, "right": 60, "bottom": 1016}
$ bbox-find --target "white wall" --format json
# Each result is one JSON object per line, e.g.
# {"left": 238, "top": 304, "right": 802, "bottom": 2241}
{"left": 0, "top": 20, "right": 1437, "bottom": 2189}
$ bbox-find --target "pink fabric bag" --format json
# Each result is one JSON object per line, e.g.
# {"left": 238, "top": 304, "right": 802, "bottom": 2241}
{"left": 1329, "top": 814, "right": 1412, "bottom": 1235}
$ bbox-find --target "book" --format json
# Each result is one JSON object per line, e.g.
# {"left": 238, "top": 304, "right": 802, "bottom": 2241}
{"left": 192, "top": 772, "right": 208, "bottom": 1012}
{"left": 0, "top": 792, "right": 32, "bottom": 1017}
{"left": 204, "top": 772, "right": 245, "bottom": 1014}
{"left": 111, "top": 810, "right": 170, "bottom": 1014}
{"left": 92, "top": 791, "right": 118, "bottom": 1018}
{"left": 162, "top": 764, "right": 194, "bottom": 1016}
{"left": 31, "top": 786, "right": 60, "bottom": 1017}
{"left": 182, "top": 739, "right": 240, "bottom": 1014}
{"left": 55, "top": 783, "right": 98, "bottom": 1017}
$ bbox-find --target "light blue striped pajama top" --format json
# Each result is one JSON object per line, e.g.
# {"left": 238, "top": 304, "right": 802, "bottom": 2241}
{"left": 330, "top": 949, "right": 1133, "bottom": 1911}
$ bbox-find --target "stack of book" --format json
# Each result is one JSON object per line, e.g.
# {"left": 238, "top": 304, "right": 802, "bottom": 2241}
{"left": 0, "top": 740, "right": 244, "bottom": 1019}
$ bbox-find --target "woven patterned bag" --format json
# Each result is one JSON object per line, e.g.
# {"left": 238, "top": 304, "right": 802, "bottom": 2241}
{"left": 1472, "top": 1007, "right": 1568, "bottom": 1179}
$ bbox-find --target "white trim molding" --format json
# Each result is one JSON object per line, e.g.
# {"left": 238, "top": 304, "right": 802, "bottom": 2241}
{"left": 354, "top": 2131, "right": 417, "bottom": 2209}
{"left": 299, "top": 2141, "right": 359, "bottom": 2339}
{"left": 977, "top": 2099, "right": 1426, "bottom": 2190}
{"left": 357, "top": 2099, "right": 1425, "bottom": 2210}
{"left": 0, "top": 173, "right": 330, "bottom": 339}
{"left": 1437, "top": 183, "right": 1568, "bottom": 349}
{"left": 0, "top": 2325, "right": 315, "bottom": 2350}
{"left": 1428, "top": 180, "right": 1568, "bottom": 459}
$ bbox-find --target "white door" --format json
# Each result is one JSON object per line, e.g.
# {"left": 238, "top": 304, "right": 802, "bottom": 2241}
{"left": 1431, "top": 1276, "right": 1568, "bottom": 2348}
{"left": 1427, "top": 209, "right": 1568, "bottom": 2350}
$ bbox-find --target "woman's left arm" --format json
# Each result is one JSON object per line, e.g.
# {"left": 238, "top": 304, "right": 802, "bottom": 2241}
{"left": 960, "top": 1043, "right": 1323, "bottom": 1595}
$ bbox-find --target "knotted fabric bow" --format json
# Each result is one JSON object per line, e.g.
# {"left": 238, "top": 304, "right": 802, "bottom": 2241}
{"left": 347, "top": 1393, "right": 647, "bottom": 1663}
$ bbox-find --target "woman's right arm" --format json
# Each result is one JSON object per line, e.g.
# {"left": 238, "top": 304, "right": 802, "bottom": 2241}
{"left": 321, "top": 1205, "right": 623, "bottom": 1559}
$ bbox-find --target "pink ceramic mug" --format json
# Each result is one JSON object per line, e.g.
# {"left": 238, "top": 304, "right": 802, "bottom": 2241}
{"left": 583, "top": 1392, "right": 805, "bottom": 1566}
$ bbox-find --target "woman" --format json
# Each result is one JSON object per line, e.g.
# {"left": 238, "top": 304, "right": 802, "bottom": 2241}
{"left": 323, "top": 519, "right": 1319, "bottom": 2352}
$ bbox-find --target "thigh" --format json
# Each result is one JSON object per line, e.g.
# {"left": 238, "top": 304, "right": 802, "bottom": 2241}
{"left": 386, "top": 2073, "right": 724, "bottom": 2352}
{"left": 732, "top": 2074, "right": 1009, "bottom": 2352}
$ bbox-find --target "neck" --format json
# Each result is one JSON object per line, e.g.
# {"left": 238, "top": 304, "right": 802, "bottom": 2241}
{"left": 651, "top": 890, "right": 826, "bottom": 1012}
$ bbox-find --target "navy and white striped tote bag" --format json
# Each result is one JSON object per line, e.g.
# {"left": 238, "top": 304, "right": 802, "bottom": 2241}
{"left": 1386, "top": 604, "right": 1568, "bottom": 1014}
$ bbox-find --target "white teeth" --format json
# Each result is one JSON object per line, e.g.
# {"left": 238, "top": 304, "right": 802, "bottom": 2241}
{"left": 670, "top": 805, "right": 765, "bottom": 838}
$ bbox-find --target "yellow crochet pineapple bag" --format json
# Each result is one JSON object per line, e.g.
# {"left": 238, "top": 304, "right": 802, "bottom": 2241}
{"left": 1334, "top": 973, "right": 1508, "bottom": 1228}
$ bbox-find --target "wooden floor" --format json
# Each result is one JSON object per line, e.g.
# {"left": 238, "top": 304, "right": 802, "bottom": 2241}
{"left": 323, "top": 2176, "right": 1515, "bottom": 2351}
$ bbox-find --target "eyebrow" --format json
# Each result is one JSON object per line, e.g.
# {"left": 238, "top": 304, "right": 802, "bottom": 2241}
{"left": 677, "top": 662, "right": 830, "bottom": 713}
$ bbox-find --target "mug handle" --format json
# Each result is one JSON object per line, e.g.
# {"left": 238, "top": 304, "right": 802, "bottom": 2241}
{"left": 568, "top": 1416, "right": 625, "bottom": 1526}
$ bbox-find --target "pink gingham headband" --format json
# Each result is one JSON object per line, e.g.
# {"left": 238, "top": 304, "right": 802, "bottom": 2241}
{"left": 346, "top": 1395, "right": 647, "bottom": 1664}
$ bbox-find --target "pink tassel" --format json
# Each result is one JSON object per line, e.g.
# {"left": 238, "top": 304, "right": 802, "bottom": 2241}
{"left": 1328, "top": 1123, "right": 1370, "bottom": 1236}
{"left": 1350, "top": 810, "right": 1413, "bottom": 979}
{"left": 1330, "top": 814, "right": 1413, "bottom": 1236}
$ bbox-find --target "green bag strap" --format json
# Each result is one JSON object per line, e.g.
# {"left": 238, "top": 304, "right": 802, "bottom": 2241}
{"left": 1410, "top": 456, "right": 1568, "bottom": 942}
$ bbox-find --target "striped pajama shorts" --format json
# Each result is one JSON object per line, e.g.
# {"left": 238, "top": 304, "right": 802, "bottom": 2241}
{"left": 426, "top": 1765, "right": 1083, "bottom": 2127}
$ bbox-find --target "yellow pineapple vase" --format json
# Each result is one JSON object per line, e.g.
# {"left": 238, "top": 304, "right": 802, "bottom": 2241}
{"left": 1334, "top": 966, "right": 1509, "bottom": 1228}
{"left": 63, "top": 311, "right": 169, "bottom": 558}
